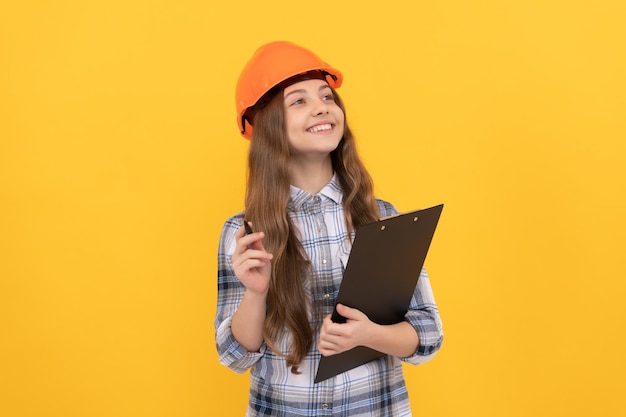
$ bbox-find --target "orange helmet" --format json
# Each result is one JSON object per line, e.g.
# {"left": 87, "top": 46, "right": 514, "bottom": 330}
{"left": 235, "top": 41, "right": 343, "bottom": 139}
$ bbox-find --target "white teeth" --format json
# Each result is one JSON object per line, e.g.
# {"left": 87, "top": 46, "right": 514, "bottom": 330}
{"left": 308, "top": 123, "right": 332, "bottom": 133}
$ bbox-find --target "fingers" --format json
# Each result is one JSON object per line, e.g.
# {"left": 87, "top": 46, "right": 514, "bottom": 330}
{"left": 335, "top": 304, "right": 366, "bottom": 322}
{"left": 319, "top": 306, "right": 372, "bottom": 356}
{"left": 234, "top": 223, "right": 270, "bottom": 257}
{"left": 319, "top": 314, "right": 349, "bottom": 356}
{"left": 319, "top": 330, "right": 347, "bottom": 356}
{"left": 234, "top": 256, "right": 271, "bottom": 272}
{"left": 235, "top": 222, "right": 269, "bottom": 252}
{"left": 233, "top": 245, "right": 272, "bottom": 272}
{"left": 232, "top": 223, "right": 273, "bottom": 288}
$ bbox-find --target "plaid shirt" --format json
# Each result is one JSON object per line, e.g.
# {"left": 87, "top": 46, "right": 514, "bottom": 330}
{"left": 215, "top": 176, "right": 443, "bottom": 416}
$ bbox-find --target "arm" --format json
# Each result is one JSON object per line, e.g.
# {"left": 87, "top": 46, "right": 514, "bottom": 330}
{"left": 230, "top": 222, "right": 273, "bottom": 352}
{"left": 319, "top": 304, "right": 419, "bottom": 358}
{"left": 214, "top": 216, "right": 273, "bottom": 372}
{"left": 318, "top": 268, "right": 443, "bottom": 362}
{"left": 402, "top": 268, "right": 444, "bottom": 362}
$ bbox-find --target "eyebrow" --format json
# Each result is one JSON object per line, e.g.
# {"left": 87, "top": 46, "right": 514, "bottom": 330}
{"left": 284, "top": 84, "right": 332, "bottom": 100}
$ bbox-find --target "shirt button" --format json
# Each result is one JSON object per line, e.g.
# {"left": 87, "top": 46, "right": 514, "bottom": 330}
{"left": 322, "top": 403, "right": 329, "bottom": 410}
{"left": 322, "top": 259, "right": 327, "bottom": 264}
{"left": 323, "top": 293, "right": 330, "bottom": 299}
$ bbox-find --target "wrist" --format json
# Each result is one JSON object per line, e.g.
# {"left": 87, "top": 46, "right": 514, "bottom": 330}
{"left": 243, "top": 288, "right": 268, "bottom": 303}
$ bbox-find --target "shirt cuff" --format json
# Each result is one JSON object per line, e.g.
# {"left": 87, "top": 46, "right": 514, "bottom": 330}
{"left": 217, "top": 320, "right": 265, "bottom": 373}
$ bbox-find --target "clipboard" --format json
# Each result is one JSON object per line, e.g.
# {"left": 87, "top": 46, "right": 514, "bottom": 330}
{"left": 314, "top": 204, "right": 444, "bottom": 383}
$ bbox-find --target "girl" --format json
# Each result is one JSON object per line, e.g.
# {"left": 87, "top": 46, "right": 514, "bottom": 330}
{"left": 215, "top": 41, "right": 443, "bottom": 416}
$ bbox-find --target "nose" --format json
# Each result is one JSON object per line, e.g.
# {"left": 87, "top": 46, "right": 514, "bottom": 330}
{"left": 312, "top": 97, "right": 329, "bottom": 116}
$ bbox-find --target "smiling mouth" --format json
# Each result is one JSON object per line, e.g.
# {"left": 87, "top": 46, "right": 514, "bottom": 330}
{"left": 307, "top": 123, "right": 333, "bottom": 133}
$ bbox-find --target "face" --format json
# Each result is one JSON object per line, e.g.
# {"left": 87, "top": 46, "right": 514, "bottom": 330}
{"left": 283, "top": 79, "right": 345, "bottom": 161}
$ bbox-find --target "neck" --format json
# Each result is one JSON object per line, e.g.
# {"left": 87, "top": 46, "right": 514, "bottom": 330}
{"left": 289, "top": 156, "right": 334, "bottom": 194}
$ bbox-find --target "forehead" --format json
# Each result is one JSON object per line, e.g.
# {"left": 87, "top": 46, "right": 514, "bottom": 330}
{"left": 283, "top": 78, "right": 331, "bottom": 95}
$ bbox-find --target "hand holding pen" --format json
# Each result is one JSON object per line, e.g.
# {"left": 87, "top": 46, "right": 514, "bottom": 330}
{"left": 231, "top": 220, "right": 273, "bottom": 294}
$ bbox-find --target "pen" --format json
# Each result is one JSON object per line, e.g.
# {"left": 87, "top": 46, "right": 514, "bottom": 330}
{"left": 244, "top": 220, "right": 253, "bottom": 235}
{"left": 243, "top": 221, "right": 254, "bottom": 249}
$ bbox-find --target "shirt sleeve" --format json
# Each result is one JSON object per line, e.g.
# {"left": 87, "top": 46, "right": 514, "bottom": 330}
{"left": 214, "top": 214, "right": 266, "bottom": 373}
{"left": 401, "top": 267, "right": 444, "bottom": 364}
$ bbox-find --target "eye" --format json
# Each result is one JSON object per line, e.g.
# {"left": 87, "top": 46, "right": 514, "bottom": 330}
{"left": 290, "top": 98, "right": 305, "bottom": 106}
{"left": 322, "top": 93, "right": 335, "bottom": 101}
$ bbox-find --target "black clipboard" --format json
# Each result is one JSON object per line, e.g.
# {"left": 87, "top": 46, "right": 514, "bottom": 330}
{"left": 314, "top": 204, "right": 444, "bottom": 383}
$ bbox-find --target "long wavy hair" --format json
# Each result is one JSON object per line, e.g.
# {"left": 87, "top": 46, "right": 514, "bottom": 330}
{"left": 244, "top": 86, "right": 380, "bottom": 374}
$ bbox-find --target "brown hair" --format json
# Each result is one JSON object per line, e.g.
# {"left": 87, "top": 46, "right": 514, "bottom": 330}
{"left": 244, "top": 87, "right": 380, "bottom": 373}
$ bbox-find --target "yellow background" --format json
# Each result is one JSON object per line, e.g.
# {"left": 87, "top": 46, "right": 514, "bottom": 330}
{"left": 2, "top": 1, "right": 625, "bottom": 416}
